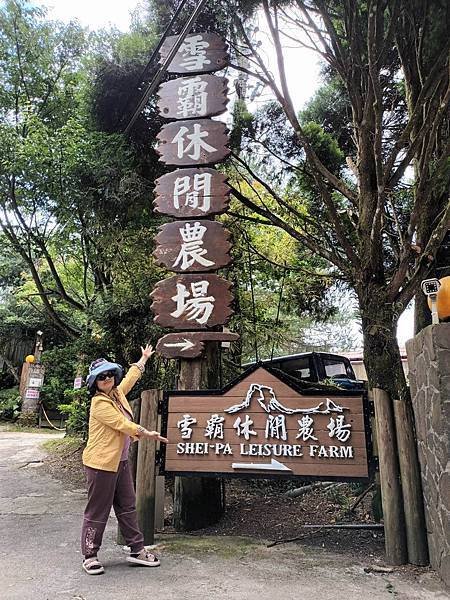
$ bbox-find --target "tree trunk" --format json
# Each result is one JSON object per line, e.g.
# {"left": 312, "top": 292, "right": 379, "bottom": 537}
{"left": 172, "top": 343, "right": 225, "bottom": 531}
{"left": 361, "top": 292, "right": 428, "bottom": 565}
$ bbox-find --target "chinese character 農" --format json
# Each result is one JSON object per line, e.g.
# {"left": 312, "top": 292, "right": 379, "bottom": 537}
{"left": 172, "top": 222, "right": 215, "bottom": 270}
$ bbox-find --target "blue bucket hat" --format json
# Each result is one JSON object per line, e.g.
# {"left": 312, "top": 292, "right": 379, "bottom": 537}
{"left": 86, "top": 358, "right": 124, "bottom": 391}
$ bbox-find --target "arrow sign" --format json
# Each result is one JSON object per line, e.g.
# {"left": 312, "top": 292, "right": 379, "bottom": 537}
{"left": 156, "top": 331, "right": 239, "bottom": 359}
{"left": 163, "top": 338, "right": 196, "bottom": 352}
{"left": 231, "top": 459, "right": 292, "bottom": 472}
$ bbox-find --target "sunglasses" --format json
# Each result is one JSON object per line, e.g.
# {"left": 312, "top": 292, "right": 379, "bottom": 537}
{"left": 96, "top": 371, "right": 116, "bottom": 381}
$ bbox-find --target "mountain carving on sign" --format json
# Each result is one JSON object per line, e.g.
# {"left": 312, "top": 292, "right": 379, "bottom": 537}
{"left": 224, "top": 384, "right": 349, "bottom": 415}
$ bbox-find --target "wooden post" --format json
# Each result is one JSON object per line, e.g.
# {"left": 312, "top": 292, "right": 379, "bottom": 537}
{"left": 393, "top": 399, "right": 429, "bottom": 565}
{"left": 135, "top": 389, "right": 160, "bottom": 545}
{"left": 117, "top": 396, "right": 142, "bottom": 546}
{"left": 373, "top": 388, "right": 407, "bottom": 565}
{"left": 173, "top": 343, "right": 225, "bottom": 531}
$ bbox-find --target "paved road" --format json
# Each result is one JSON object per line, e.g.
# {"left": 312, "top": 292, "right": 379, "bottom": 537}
{"left": 0, "top": 431, "right": 448, "bottom": 600}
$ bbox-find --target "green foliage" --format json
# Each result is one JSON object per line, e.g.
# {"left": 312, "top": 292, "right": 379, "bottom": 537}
{"left": 60, "top": 387, "right": 90, "bottom": 438}
{"left": 0, "top": 387, "right": 22, "bottom": 421}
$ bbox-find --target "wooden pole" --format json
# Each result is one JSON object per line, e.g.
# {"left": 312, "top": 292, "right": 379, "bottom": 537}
{"left": 373, "top": 388, "right": 407, "bottom": 565}
{"left": 173, "top": 343, "right": 225, "bottom": 531}
{"left": 393, "top": 398, "right": 429, "bottom": 565}
{"left": 135, "top": 389, "right": 160, "bottom": 545}
{"left": 117, "top": 396, "right": 142, "bottom": 546}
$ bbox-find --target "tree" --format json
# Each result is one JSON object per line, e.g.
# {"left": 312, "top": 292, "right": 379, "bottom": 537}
{"left": 224, "top": 0, "right": 449, "bottom": 564}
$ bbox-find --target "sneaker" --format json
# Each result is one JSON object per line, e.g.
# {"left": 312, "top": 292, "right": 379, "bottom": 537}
{"left": 82, "top": 556, "right": 105, "bottom": 575}
{"left": 126, "top": 549, "right": 161, "bottom": 567}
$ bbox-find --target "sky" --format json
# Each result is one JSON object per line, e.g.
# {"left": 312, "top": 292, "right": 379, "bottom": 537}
{"left": 40, "top": 0, "right": 415, "bottom": 347}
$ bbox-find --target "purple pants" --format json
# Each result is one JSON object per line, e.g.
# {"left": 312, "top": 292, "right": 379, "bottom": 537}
{"left": 81, "top": 461, "right": 144, "bottom": 558}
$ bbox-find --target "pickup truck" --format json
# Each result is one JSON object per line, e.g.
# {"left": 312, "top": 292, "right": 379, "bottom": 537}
{"left": 249, "top": 351, "right": 366, "bottom": 391}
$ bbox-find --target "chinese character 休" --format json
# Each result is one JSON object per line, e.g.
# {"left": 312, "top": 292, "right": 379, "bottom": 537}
{"left": 233, "top": 415, "right": 257, "bottom": 441}
{"left": 172, "top": 123, "right": 217, "bottom": 161}
{"left": 170, "top": 280, "right": 215, "bottom": 325}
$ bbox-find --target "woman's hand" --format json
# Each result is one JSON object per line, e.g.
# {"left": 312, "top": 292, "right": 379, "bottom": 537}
{"left": 140, "top": 343, "right": 155, "bottom": 363}
{"left": 143, "top": 430, "right": 168, "bottom": 444}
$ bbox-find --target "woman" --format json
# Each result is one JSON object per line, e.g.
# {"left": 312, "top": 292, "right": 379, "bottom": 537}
{"left": 81, "top": 343, "right": 168, "bottom": 575}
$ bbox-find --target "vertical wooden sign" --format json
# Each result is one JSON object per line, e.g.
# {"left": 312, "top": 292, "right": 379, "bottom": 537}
{"left": 152, "top": 32, "right": 238, "bottom": 359}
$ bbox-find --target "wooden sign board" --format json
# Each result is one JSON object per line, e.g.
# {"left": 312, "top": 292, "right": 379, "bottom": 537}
{"left": 157, "top": 119, "right": 230, "bottom": 166}
{"left": 153, "top": 220, "right": 232, "bottom": 273}
{"left": 156, "top": 331, "right": 240, "bottom": 359}
{"left": 157, "top": 75, "right": 229, "bottom": 120}
{"left": 154, "top": 168, "right": 230, "bottom": 218}
{"left": 150, "top": 273, "right": 233, "bottom": 329}
{"left": 161, "top": 365, "right": 372, "bottom": 481}
{"left": 159, "top": 33, "right": 228, "bottom": 74}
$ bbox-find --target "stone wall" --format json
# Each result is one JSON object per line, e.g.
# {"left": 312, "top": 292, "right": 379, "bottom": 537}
{"left": 406, "top": 324, "right": 450, "bottom": 586}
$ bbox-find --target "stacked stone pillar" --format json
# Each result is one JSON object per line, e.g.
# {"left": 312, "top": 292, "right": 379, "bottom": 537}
{"left": 406, "top": 323, "right": 450, "bottom": 586}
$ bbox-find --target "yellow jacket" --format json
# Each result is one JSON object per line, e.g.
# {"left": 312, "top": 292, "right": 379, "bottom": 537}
{"left": 82, "top": 365, "right": 142, "bottom": 472}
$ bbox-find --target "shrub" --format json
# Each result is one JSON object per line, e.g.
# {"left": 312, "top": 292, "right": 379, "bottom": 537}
{"left": 59, "top": 387, "right": 90, "bottom": 439}
{"left": 0, "top": 387, "right": 22, "bottom": 421}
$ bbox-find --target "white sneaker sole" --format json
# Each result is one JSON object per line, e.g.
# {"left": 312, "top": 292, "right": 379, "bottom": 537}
{"left": 126, "top": 556, "right": 160, "bottom": 567}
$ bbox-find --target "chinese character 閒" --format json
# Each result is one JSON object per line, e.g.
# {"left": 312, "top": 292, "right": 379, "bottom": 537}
{"left": 265, "top": 414, "right": 287, "bottom": 441}
{"left": 173, "top": 172, "right": 212, "bottom": 213}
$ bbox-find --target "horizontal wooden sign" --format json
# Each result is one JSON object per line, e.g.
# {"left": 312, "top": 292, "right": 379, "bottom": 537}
{"left": 154, "top": 168, "right": 230, "bottom": 218}
{"left": 160, "top": 33, "right": 228, "bottom": 74}
{"left": 157, "top": 119, "right": 230, "bottom": 166}
{"left": 153, "top": 220, "right": 232, "bottom": 272}
{"left": 156, "top": 331, "right": 240, "bottom": 359}
{"left": 151, "top": 273, "right": 233, "bottom": 329}
{"left": 157, "top": 75, "right": 229, "bottom": 120}
{"left": 161, "top": 366, "right": 372, "bottom": 481}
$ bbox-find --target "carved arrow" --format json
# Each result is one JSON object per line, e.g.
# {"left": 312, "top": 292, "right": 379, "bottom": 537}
{"left": 156, "top": 331, "right": 239, "bottom": 359}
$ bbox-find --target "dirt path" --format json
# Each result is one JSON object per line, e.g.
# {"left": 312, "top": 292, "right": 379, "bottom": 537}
{"left": 0, "top": 431, "right": 447, "bottom": 600}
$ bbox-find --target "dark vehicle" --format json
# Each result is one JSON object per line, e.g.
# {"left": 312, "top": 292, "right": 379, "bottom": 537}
{"left": 247, "top": 352, "right": 366, "bottom": 391}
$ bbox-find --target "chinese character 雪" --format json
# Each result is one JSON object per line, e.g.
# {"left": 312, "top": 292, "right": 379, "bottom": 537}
{"left": 177, "top": 414, "right": 197, "bottom": 439}
{"left": 178, "top": 34, "right": 211, "bottom": 71}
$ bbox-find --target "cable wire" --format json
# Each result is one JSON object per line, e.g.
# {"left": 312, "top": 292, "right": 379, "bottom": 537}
{"left": 123, "top": 0, "right": 210, "bottom": 135}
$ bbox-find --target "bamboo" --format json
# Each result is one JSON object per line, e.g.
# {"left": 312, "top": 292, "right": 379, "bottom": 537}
{"left": 393, "top": 399, "right": 429, "bottom": 565}
{"left": 373, "top": 388, "right": 407, "bottom": 565}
